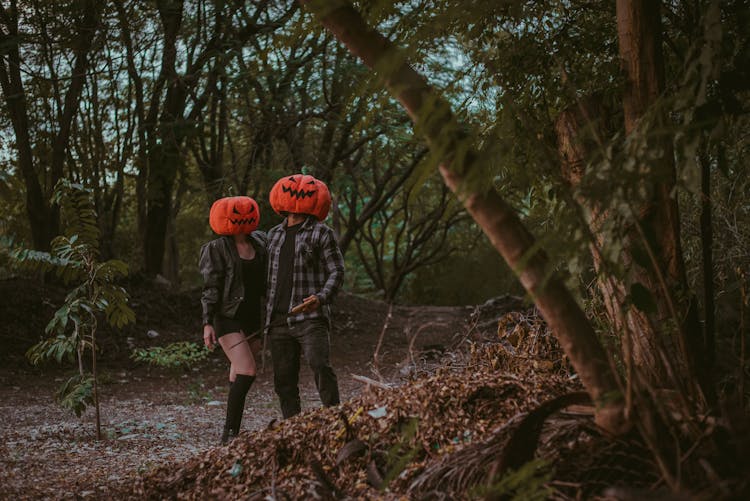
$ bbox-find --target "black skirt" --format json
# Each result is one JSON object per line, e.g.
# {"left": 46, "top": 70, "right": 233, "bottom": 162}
{"left": 215, "top": 302, "right": 262, "bottom": 338}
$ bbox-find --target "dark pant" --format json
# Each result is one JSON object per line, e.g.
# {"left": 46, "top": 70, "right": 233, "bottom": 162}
{"left": 269, "top": 317, "right": 340, "bottom": 418}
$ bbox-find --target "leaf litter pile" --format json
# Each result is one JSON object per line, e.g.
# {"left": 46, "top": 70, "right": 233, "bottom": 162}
{"left": 130, "top": 309, "right": 658, "bottom": 500}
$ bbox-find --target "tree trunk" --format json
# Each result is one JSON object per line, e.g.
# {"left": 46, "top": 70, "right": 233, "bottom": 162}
{"left": 555, "top": 96, "right": 648, "bottom": 383}
{"left": 162, "top": 169, "right": 187, "bottom": 285}
{"left": 91, "top": 323, "right": 101, "bottom": 441}
{"left": 162, "top": 217, "right": 180, "bottom": 285}
{"left": 0, "top": 0, "right": 102, "bottom": 250}
{"left": 301, "top": 0, "right": 629, "bottom": 435}
{"left": 616, "top": 0, "right": 703, "bottom": 391}
{"left": 0, "top": 33, "right": 54, "bottom": 249}
{"left": 144, "top": 134, "right": 183, "bottom": 275}
{"left": 700, "top": 147, "right": 716, "bottom": 373}
{"left": 114, "top": 0, "right": 149, "bottom": 267}
{"left": 143, "top": 0, "right": 186, "bottom": 276}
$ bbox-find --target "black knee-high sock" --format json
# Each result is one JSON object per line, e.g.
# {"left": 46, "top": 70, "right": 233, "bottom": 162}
{"left": 223, "top": 380, "right": 234, "bottom": 435}
{"left": 226, "top": 374, "right": 255, "bottom": 434}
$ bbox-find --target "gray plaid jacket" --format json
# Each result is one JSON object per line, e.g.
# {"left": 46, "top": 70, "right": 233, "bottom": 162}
{"left": 265, "top": 217, "right": 345, "bottom": 327}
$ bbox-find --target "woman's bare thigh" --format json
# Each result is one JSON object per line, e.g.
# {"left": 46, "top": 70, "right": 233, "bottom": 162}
{"left": 218, "top": 332, "right": 257, "bottom": 376}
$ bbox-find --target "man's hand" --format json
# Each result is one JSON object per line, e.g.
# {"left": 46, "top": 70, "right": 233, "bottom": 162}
{"left": 203, "top": 324, "right": 217, "bottom": 349}
{"left": 301, "top": 294, "right": 320, "bottom": 312}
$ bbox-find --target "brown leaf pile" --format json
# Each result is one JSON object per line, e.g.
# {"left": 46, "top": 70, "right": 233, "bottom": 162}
{"left": 127, "top": 340, "right": 579, "bottom": 500}
{"left": 495, "top": 309, "right": 573, "bottom": 375}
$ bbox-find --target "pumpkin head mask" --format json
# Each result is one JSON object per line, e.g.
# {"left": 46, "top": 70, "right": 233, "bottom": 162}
{"left": 269, "top": 174, "right": 331, "bottom": 221}
{"left": 209, "top": 196, "right": 260, "bottom": 235}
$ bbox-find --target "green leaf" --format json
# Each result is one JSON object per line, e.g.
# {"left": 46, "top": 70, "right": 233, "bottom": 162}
{"left": 381, "top": 417, "right": 420, "bottom": 490}
{"left": 57, "top": 374, "right": 94, "bottom": 417}
{"left": 130, "top": 342, "right": 211, "bottom": 369}
{"left": 469, "top": 458, "right": 553, "bottom": 500}
{"left": 45, "top": 305, "right": 70, "bottom": 335}
{"left": 26, "top": 335, "right": 76, "bottom": 366}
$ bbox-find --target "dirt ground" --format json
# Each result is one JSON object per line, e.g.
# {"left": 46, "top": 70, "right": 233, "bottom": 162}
{"left": 0, "top": 277, "right": 521, "bottom": 499}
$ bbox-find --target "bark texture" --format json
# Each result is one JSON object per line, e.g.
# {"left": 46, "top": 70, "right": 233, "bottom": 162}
{"left": 616, "top": 0, "right": 703, "bottom": 390}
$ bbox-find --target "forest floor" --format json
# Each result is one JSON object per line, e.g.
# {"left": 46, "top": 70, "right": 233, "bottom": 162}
{"left": 0, "top": 277, "right": 525, "bottom": 500}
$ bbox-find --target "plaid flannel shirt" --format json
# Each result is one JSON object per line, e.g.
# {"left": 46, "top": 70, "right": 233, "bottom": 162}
{"left": 265, "top": 217, "right": 345, "bottom": 327}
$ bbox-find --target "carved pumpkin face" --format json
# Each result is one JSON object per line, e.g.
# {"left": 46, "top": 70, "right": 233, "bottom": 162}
{"left": 269, "top": 174, "right": 331, "bottom": 221}
{"left": 209, "top": 196, "right": 260, "bottom": 235}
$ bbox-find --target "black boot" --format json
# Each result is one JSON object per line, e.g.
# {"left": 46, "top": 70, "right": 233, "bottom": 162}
{"left": 226, "top": 374, "right": 255, "bottom": 436}
{"left": 220, "top": 426, "right": 236, "bottom": 445}
{"left": 221, "top": 380, "right": 234, "bottom": 445}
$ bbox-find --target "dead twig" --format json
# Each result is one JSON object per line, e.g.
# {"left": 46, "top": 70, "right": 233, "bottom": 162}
{"left": 371, "top": 302, "right": 393, "bottom": 380}
{"left": 407, "top": 321, "right": 443, "bottom": 368}
{"left": 351, "top": 374, "right": 393, "bottom": 390}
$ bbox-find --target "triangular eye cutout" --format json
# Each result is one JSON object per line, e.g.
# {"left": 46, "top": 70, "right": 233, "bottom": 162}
{"left": 248, "top": 205, "right": 255, "bottom": 212}
{"left": 307, "top": 180, "right": 315, "bottom": 184}
{"left": 288, "top": 177, "right": 296, "bottom": 182}
{"left": 233, "top": 206, "right": 240, "bottom": 214}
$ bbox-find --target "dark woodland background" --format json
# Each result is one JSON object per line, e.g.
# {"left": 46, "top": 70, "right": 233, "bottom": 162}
{"left": 1, "top": 0, "right": 750, "bottom": 498}
{"left": 0, "top": 0, "right": 747, "bottom": 309}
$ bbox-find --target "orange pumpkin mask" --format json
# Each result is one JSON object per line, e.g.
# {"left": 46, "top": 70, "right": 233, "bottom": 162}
{"left": 269, "top": 174, "right": 331, "bottom": 221}
{"left": 209, "top": 196, "right": 260, "bottom": 235}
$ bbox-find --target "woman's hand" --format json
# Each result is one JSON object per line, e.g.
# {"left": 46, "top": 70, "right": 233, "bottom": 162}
{"left": 203, "top": 324, "right": 217, "bottom": 349}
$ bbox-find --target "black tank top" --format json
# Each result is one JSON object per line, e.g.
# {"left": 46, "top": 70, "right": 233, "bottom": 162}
{"left": 238, "top": 256, "right": 263, "bottom": 330}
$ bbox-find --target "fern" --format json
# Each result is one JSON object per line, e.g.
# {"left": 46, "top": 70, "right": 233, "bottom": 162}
{"left": 469, "top": 459, "right": 553, "bottom": 501}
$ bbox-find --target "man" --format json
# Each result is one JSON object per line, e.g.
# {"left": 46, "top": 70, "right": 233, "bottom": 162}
{"left": 265, "top": 174, "right": 345, "bottom": 418}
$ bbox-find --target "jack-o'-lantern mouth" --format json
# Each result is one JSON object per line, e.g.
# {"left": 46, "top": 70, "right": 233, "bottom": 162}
{"left": 230, "top": 217, "right": 256, "bottom": 225}
{"left": 282, "top": 185, "right": 316, "bottom": 199}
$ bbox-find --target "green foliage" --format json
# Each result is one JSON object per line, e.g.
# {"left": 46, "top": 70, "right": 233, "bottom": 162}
{"left": 2, "top": 0, "right": 748, "bottom": 318}
{"left": 11, "top": 180, "right": 134, "bottom": 424}
{"left": 381, "top": 417, "right": 420, "bottom": 490}
{"left": 470, "top": 458, "right": 553, "bottom": 501}
{"left": 186, "top": 378, "right": 213, "bottom": 404}
{"left": 13, "top": 180, "right": 135, "bottom": 350}
{"left": 26, "top": 334, "right": 77, "bottom": 366}
{"left": 57, "top": 374, "right": 94, "bottom": 418}
{"left": 131, "top": 342, "right": 211, "bottom": 370}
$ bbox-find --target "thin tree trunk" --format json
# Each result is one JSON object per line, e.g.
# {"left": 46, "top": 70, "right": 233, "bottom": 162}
{"left": 616, "top": 0, "right": 703, "bottom": 392}
{"left": 114, "top": 0, "right": 149, "bottom": 268}
{"left": 301, "top": 0, "right": 629, "bottom": 435}
{"left": 162, "top": 169, "right": 188, "bottom": 284}
{"left": 50, "top": 0, "right": 102, "bottom": 184}
{"left": 555, "top": 96, "right": 645, "bottom": 373}
{"left": 0, "top": 0, "right": 102, "bottom": 250}
{"left": 144, "top": 0, "right": 186, "bottom": 276}
{"left": 0, "top": 3, "right": 56, "bottom": 250}
{"left": 701, "top": 147, "right": 716, "bottom": 372}
{"left": 92, "top": 323, "right": 101, "bottom": 441}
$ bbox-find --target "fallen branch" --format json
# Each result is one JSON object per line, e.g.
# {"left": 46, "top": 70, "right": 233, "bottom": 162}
{"left": 351, "top": 374, "right": 393, "bottom": 389}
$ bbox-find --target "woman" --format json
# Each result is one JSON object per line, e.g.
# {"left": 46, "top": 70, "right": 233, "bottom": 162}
{"left": 199, "top": 196, "right": 267, "bottom": 444}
